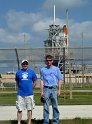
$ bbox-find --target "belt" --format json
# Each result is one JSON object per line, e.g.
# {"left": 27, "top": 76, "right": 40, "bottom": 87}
{"left": 44, "top": 86, "right": 57, "bottom": 89}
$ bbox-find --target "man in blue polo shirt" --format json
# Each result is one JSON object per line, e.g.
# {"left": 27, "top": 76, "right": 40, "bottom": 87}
{"left": 15, "top": 59, "right": 37, "bottom": 124}
{"left": 40, "top": 55, "right": 63, "bottom": 124}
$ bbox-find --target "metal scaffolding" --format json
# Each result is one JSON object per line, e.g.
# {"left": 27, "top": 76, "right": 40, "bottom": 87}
{"left": 44, "top": 24, "right": 69, "bottom": 72}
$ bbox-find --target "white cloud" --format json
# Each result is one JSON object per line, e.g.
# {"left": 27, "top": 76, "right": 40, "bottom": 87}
{"left": 33, "top": 17, "right": 66, "bottom": 34}
{"left": 33, "top": 19, "right": 52, "bottom": 33}
{"left": 43, "top": 0, "right": 88, "bottom": 10}
{"left": 0, "top": 28, "right": 31, "bottom": 45}
{"left": 0, "top": 11, "right": 92, "bottom": 48}
{"left": 0, "top": 4, "right": 91, "bottom": 48}
{"left": 69, "top": 21, "right": 92, "bottom": 46}
{"left": 6, "top": 10, "right": 42, "bottom": 32}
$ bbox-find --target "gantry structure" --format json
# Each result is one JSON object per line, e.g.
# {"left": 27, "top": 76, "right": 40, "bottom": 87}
{"left": 44, "top": 23, "right": 69, "bottom": 72}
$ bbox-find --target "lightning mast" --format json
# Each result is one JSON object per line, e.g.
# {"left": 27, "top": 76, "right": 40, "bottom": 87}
{"left": 53, "top": 4, "right": 55, "bottom": 25}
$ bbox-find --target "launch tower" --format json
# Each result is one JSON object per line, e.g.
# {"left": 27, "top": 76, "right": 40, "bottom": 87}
{"left": 44, "top": 5, "right": 69, "bottom": 72}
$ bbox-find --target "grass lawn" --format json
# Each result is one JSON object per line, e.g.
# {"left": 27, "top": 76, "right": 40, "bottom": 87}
{"left": 1, "top": 87, "right": 92, "bottom": 124}
{"left": 0, "top": 91, "right": 92, "bottom": 105}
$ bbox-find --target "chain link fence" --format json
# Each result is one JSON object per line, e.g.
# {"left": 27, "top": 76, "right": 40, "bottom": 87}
{"left": 0, "top": 47, "right": 92, "bottom": 89}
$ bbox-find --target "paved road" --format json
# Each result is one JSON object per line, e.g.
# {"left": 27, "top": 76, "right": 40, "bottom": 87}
{"left": 0, "top": 105, "right": 92, "bottom": 120}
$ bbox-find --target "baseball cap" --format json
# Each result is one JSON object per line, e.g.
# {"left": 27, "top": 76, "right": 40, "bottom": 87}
{"left": 21, "top": 59, "right": 29, "bottom": 65}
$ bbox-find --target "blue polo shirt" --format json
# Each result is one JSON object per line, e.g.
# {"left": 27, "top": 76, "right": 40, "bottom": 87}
{"left": 40, "top": 66, "right": 63, "bottom": 87}
{"left": 15, "top": 69, "right": 37, "bottom": 96}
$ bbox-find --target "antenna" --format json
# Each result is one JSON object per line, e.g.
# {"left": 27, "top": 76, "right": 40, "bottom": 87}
{"left": 24, "top": 33, "right": 26, "bottom": 49}
{"left": 53, "top": 4, "right": 55, "bottom": 25}
{"left": 23, "top": 33, "right": 26, "bottom": 58}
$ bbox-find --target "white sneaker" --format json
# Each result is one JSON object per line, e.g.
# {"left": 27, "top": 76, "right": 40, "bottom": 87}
{"left": 18, "top": 122, "right": 21, "bottom": 124}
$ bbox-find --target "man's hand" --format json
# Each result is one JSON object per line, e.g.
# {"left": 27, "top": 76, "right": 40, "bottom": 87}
{"left": 57, "top": 89, "right": 61, "bottom": 96}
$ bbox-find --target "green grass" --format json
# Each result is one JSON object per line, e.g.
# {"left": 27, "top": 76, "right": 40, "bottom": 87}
{"left": 62, "top": 83, "right": 92, "bottom": 90}
{"left": 1, "top": 85, "right": 92, "bottom": 105}
{"left": 0, "top": 93, "right": 16, "bottom": 105}
{"left": 0, "top": 92, "right": 92, "bottom": 105}
{"left": 1, "top": 86, "right": 92, "bottom": 124}
{"left": 59, "top": 92, "right": 92, "bottom": 105}
{"left": 1, "top": 118, "right": 92, "bottom": 124}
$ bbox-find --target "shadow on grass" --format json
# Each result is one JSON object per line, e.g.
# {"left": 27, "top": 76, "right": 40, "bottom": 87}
{"left": 11, "top": 119, "right": 52, "bottom": 124}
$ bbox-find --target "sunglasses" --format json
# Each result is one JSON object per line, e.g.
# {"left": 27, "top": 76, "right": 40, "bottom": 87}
{"left": 22, "top": 63, "right": 28, "bottom": 65}
{"left": 46, "top": 59, "right": 52, "bottom": 62}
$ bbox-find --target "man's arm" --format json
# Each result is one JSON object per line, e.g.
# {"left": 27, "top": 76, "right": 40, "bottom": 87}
{"left": 15, "top": 77, "right": 18, "bottom": 86}
{"left": 33, "top": 81, "right": 37, "bottom": 88}
{"left": 40, "top": 80, "right": 44, "bottom": 96}
{"left": 58, "top": 80, "right": 63, "bottom": 96}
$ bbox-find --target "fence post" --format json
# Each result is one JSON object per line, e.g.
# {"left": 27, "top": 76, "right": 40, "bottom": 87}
{"left": 63, "top": 47, "right": 66, "bottom": 100}
{"left": 15, "top": 48, "right": 20, "bottom": 70}
{"left": 68, "top": 48, "right": 72, "bottom": 99}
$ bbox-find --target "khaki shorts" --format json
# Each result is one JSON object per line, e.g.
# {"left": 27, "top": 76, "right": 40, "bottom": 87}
{"left": 16, "top": 95, "right": 35, "bottom": 111}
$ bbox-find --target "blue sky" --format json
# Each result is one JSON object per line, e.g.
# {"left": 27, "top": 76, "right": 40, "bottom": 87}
{"left": 0, "top": 0, "right": 92, "bottom": 48}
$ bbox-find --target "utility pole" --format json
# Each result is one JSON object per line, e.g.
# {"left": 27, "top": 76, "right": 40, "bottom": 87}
{"left": 24, "top": 33, "right": 26, "bottom": 58}
{"left": 82, "top": 32, "right": 84, "bottom": 87}
{"left": 66, "top": 9, "right": 72, "bottom": 99}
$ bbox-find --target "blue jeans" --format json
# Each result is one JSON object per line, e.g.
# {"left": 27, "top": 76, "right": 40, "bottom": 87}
{"left": 43, "top": 87, "right": 59, "bottom": 124}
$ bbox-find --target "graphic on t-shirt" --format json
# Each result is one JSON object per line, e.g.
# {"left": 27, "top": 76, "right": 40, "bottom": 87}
{"left": 22, "top": 72, "right": 28, "bottom": 80}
